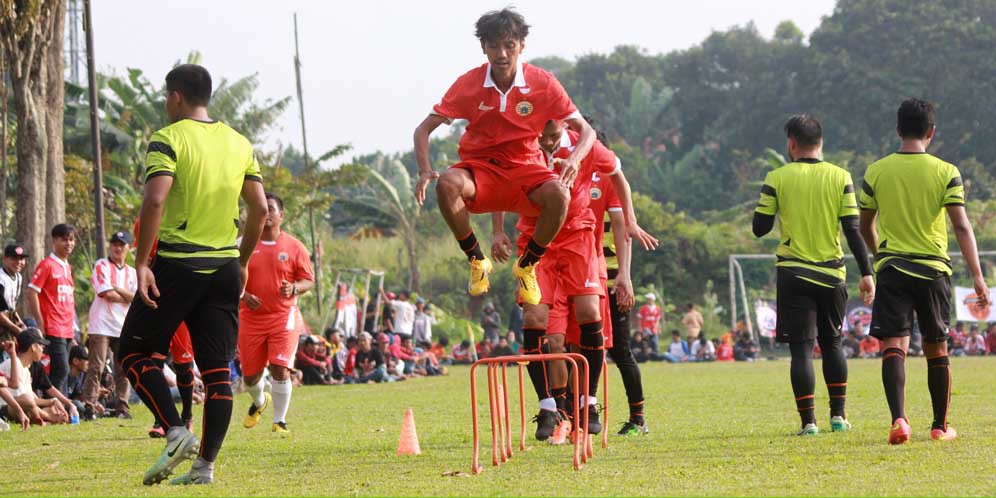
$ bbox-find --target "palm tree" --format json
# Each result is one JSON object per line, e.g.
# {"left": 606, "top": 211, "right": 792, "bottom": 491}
{"left": 333, "top": 154, "right": 422, "bottom": 291}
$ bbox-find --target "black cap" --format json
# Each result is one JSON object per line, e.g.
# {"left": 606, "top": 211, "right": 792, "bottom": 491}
{"left": 3, "top": 244, "right": 28, "bottom": 259}
{"left": 17, "top": 327, "right": 49, "bottom": 353}
{"left": 110, "top": 231, "right": 132, "bottom": 244}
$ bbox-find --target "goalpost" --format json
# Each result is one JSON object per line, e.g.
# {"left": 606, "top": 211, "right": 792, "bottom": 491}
{"left": 729, "top": 251, "right": 996, "bottom": 343}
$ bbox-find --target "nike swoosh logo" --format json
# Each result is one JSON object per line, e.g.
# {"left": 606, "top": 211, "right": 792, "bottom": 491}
{"left": 166, "top": 437, "right": 185, "bottom": 458}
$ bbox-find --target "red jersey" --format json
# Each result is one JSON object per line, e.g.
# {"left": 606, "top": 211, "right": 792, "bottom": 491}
{"left": 516, "top": 131, "right": 619, "bottom": 240}
{"left": 588, "top": 169, "right": 623, "bottom": 255}
{"left": 637, "top": 304, "right": 661, "bottom": 335}
{"left": 239, "top": 233, "right": 314, "bottom": 336}
{"left": 29, "top": 254, "right": 76, "bottom": 339}
{"left": 432, "top": 63, "right": 578, "bottom": 167}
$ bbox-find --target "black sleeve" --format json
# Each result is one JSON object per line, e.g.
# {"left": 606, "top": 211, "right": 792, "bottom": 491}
{"left": 0, "top": 283, "right": 8, "bottom": 313}
{"left": 752, "top": 212, "right": 775, "bottom": 238}
{"left": 372, "top": 349, "right": 385, "bottom": 368}
{"left": 841, "top": 215, "right": 873, "bottom": 277}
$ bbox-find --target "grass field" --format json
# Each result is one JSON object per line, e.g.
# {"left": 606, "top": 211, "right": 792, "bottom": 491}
{"left": 5, "top": 356, "right": 996, "bottom": 496}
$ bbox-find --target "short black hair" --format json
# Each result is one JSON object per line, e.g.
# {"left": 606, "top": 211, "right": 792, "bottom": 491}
{"left": 784, "top": 114, "right": 822, "bottom": 147}
{"left": 51, "top": 223, "right": 76, "bottom": 239}
{"left": 265, "top": 192, "right": 284, "bottom": 211}
{"left": 897, "top": 98, "right": 935, "bottom": 139}
{"left": 671, "top": 330, "right": 681, "bottom": 337}
{"left": 166, "top": 64, "right": 212, "bottom": 107}
{"left": 475, "top": 9, "right": 529, "bottom": 43}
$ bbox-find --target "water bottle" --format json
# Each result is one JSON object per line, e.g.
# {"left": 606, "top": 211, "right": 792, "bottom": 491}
{"left": 70, "top": 414, "right": 80, "bottom": 425}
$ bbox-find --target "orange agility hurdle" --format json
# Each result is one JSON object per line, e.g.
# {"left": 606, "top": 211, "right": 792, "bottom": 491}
{"left": 470, "top": 353, "right": 604, "bottom": 474}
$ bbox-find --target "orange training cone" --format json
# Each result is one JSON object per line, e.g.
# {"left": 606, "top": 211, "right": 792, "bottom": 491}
{"left": 397, "top": 408, "right": 422, "bottom": 456}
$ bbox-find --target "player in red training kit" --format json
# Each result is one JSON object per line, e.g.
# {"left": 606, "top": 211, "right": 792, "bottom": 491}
{"left": 413, "top": 8, "right": 597, "bottom": 308}
{"left": 493, "top": 120, "right": 656, "bottom": 442}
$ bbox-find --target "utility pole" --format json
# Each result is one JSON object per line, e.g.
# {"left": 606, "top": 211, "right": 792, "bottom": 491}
{"left": 84, "top": 0, "right": 106, "bottom": 258}
{"left": 294, "top": 13, "right": 322, "bottom": 314}
{"left": 67, "top": 0, "right": 83, "bottom": 85}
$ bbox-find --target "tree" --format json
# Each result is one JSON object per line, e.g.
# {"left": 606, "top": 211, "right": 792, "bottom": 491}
{"left": 333, "top": 154, "right": 422, "bottom": 292}
{"left": 1, "top": 0, "right": 65, "bottom": 278}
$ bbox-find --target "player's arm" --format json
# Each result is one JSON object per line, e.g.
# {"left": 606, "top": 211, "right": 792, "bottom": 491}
{"left": 413, "top": 114, "right": 450, "bottom": 206}
{"left": 135, "top": 175, "right": 173, "bottom": 307}
{"left": 556, "top": 115, "right": 596, "bottom": 188}
{"left": 0, "top": 311, "right": 22, "bottom": 334}
{"left": 2, "top": 341, "right": 18, "bottom": 390}
{"left": 858, "top": 210, "right": 879, "bottom": 257}
{"left": 753, "top": 174, "right": 777, "bottom": 237}
{"left": 607, "top": 168, "right": 658, "bottom": 250}
{"left": 239, "top": 178, "right": 268, "bottom": 275}
{"left": 608, "top": 208, "right": 635, "bottom": 311}
{"left": 841, "top": 215, "right": 875, "bottom": 304}
{"left": 948, "top": 204, "right": 989, "bottom": 306}
{"left": 491, "top": 212, "right": 513, "bottom": 263}
{"left": 44, "top": 385, "right": 78, "bottom": 418}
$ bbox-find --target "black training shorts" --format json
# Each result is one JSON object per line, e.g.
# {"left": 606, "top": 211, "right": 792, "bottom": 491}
{"left": 119, "top": 257, "right": 241, "bottom": 363}
{"left": 775, "top": 268, "right": 847, "bottom": 344}
{"left": 869, "top": 267, "right": 951, "bottom": 344}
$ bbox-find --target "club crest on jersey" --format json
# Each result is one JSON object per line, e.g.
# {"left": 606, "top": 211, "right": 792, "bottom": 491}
{"left": 590, "top": 187, "right": 602, "bottom": 200}
{"left": 278, "top": 252, "right": 289, "bottom": 262}
{"left": 515, "top": 100, "right": 533, "bottom": 117}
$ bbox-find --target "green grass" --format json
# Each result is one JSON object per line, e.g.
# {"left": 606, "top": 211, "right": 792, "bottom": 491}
{"left": 5, "top": 357, "right": 996, "bottom": 496}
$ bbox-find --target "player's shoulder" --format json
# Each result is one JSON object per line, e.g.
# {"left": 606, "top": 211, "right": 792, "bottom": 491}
{"left": 451, "top": 63, "right": 489, "bottom": 88}
{"left": 281, "top": 232, "right": 310, "bottom": 252}
{"left": 819, "top": 161, "right": 853, "bottom": 181}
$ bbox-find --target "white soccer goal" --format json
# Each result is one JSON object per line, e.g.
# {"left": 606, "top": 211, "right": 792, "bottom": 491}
{"left": 728, "top": 251, "right": 996, "bottom": 343}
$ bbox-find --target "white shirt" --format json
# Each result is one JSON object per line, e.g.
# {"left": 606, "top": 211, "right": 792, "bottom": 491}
{"left": 391, "top": 300, "right": 416, "bottom": 335}
{"left": 87, "top": 258, "right": 137, "bottom": 338}
{"left": 0, "top": 356, "right": 32, "bottom": 408}
{"left": 413, "top": 311, "right": 434, "bottom": 344}
{"left": 668, "top": 340, "right": 686, "bottom": 357}
{"left": 0, "top": 267, "right": 21, "bottom": 314}
{"left": 691, "top": 340, "right": 715, "bottom": 357}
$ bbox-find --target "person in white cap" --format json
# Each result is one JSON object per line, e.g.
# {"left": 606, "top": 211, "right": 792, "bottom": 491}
{"left": 637, "top": 293, "right": 662, "bottom": 353}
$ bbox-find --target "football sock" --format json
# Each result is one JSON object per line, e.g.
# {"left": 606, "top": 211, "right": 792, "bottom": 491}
{"left": 518, "top": 238, "right": 547, "bottom": 268}
{"left": 629, "top": 401, "right": 645, "bottom": 423}
{"left": 579, "top": 321, "right": 605, "bottom": 397}
{"left": 608, "top": 334, "right": 645, "bottom": 411}
{"left": 271, "top": 378, "right": 293, "bottom": 424}
{"left": 523, "top": 328, "right": 551, "bottom": 401}
{"left": 551, "top": 385, "right": 568, "bottom": 413}
{"left": 926, "top": 354, "right": 951, "bottom": 431}
{"left": 174, "top": 361, "right": 195, "bottom": 422}
{"left": 818, "top": 335, "right": 848, "bottom": 418}
{"left": 789, "top": 340, "right": 817, "bottom": 426}
{"left": 246, "top": 376, "right": 266, "bottom": 408}
{"left": 457, "top": 231, "right": 485, "bottom": 262}
{"left": 882, "top": 347, "right": 907, "bottom": 422}
{"left": 199, "top": 363, "right": 233, "bottom": 463}
{"left": 121, "top": 353, "right": 181, "bottom": 429}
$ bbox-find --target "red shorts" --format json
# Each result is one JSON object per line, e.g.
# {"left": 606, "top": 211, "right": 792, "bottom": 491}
{"left": 238, "top": 329, "right": 300, "bottom": 378}
{"left": 454, "top": 158, "right": 558, "bottom": 216}
{"left": 169, "top": 323, "right": 194, "bottom": 364}
{"left": 565, "top": 278, "right": 614, "bottom": 349}
{"left": 518, "top": 228, "right": 604, "bottom": 335}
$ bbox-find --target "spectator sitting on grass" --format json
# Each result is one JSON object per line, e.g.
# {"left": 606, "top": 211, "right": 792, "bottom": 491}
{"left": 395, "top": 335, "right": 421, "bottom": 376}
{"left": 65, "top": 345, "right": 102, "bottom": 419}
{"left": 950, "top": 326, "right": 968, "bottom": 357}
{"left": 344, "top": 332, "right": 388, "bottom": 384}
{"left": 966, "top": 325, "right": 987, "bottom": 355}
{"left": 1, "top": 328, "right": 72, "bottom": 424}
{"left": 342, "top": 336, "right": 359, "bottom": 378}
{"left": 377, "top": 333, "right": 406, "bottom": 380}
{"left": 0, "top": 337, "right": 31, "bottom": 429}
{"left": 691, "top": 335, "right": 716, "bottom": 362}
{"left": 660, "top": 330, "right": 689, "bottom": 363}
{"left": 451, "top": 340, "right": 473, "bottom": 364}
{"left": 430, "top": 335, "right": 451, "bottom": 365}
{"left": 733, "top": 332, "right": 759, "bottom": 362}
{"left": 841, "top": 331, "right": 861, "bottom": 359}
{"left": 491, "top": 336, "right": 515, "bottom": 357}
{"left": 630, "top": 330, "right": 652, "bottom": 363}
{"left": 476, "top": 337, "right": 493, "bottom": 360}
{"left": 506, "top": 331, "right": 521, "bottom": 354}
{"left": 296, "top": 336, "right": 331, "bottom": 385}
{"left": 859, "top": 333, "right": 881, "bottom": 358}
{"left": 986, "top": 323, "right": 996, "bottom": 355}
{"left": 715, "top": 339, "right": 734, "bottom": 362}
